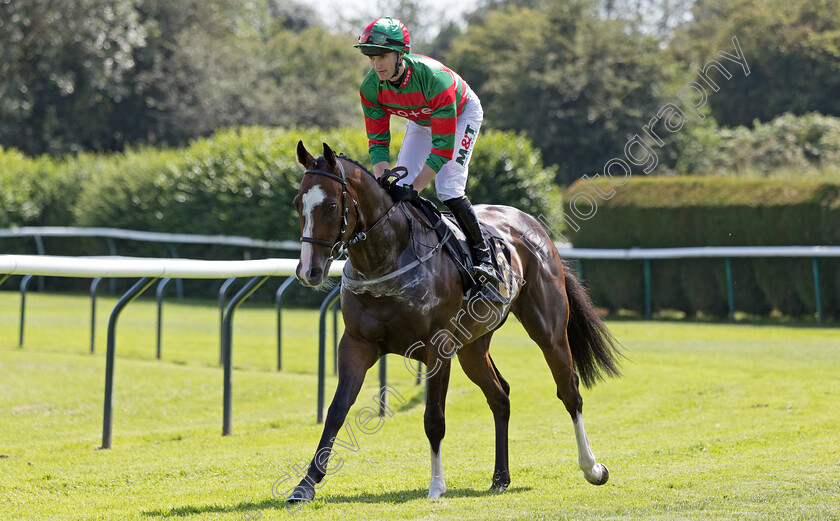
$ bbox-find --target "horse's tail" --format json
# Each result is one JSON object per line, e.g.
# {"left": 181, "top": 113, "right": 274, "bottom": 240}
{"left": 564, "top": 263, "right": 624, "bottom": 388}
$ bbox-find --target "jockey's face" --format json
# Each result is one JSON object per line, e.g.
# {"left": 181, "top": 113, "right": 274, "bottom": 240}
{"left": 369, "top": 51, "right": 401, "bottom": 82}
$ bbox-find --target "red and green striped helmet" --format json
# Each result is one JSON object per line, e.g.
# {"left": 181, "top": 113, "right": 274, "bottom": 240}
{"left": 354, "top": 17, "right": 411, "bottom": 56}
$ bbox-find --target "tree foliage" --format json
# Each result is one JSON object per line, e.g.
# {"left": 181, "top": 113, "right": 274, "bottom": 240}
{"left": 0, "top": 0, "right": 148, "bottom": 154}
{"left": 2, "top": 0, "right": 840, "bottom": 183}
{"left": 1, "top": 126, "right": 552, "bottom": 236}
{"left": 598, "top": 0, "right": 694, "bottom": 39}
{"left": 0, "top": 0, "right": 364, "bottom": 156}
{"left": 671, "top": 0, "right": 840, "bottom": 127}
{"left": 136, "top": 0, "right": 363, "bottom": 144}
{"left": 669, "top": 112, "right": 840, "bottom": 176}
{"left": 445, "top": 0, "right": 669, "bottom": 184}
{"left": 564, "top": 175, "right": 840, "bottom": 317}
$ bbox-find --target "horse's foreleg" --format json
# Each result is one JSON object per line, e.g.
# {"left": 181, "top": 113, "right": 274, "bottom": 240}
{"left": 424, "top": 356, "right": 451, "bottom": 500}
{"left": 287, "top": 334, "right": 377, "bottom": 502}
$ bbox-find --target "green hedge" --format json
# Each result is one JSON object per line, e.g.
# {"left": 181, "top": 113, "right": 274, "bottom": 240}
{"left": 0, "top": 147, "right": 79, "bottom": 228}
{"left": 2, "top": 126, "right": 553, "bottom": 243}
{"left": 1, "top": 127, "right": 554, "bottom": 304}
{"left": 563, "top": 176, "right": 840, "bottom": 319}
{"left": 71, "top": 126, "right": 553, "bottom": 242}
{"left": 72, "top": 128, "right": 315, "bottom": 243}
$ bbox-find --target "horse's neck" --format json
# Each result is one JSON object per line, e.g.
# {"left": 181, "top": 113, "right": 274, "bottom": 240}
{"left": 345, "top": 173, "right": 411, "bottom": 279}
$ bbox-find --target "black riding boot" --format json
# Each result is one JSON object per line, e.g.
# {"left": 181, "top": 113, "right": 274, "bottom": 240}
{"left": 444, "top": 196, "right": 498, "bottom": 285}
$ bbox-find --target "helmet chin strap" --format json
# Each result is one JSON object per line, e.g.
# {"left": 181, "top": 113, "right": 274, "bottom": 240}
{"left": 388, "top": 55, "right": 404, "bottom": 82}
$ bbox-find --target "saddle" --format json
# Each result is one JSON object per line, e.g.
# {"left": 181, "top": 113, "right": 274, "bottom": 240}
{"left": 379, "top": 175, "right": 514, "bottom": 303}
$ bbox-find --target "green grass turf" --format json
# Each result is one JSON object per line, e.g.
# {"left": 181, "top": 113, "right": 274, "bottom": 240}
{"left": 1, "top": 290, "right": 838, "bottom": 520}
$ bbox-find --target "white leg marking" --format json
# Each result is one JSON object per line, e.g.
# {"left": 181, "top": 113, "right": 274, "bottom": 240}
{"left": 573, "top": 412, "right": 605, "bottom": 484}
{"left": 428, "top": 445, "right": 446, "bottom": 500}
{"left": 298, "top": 185, "right": 326, "bottom": 283}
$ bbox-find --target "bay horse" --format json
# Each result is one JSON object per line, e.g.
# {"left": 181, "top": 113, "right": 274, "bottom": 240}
{"left": 288, "top": 141, "right": 622, "bottom": 502}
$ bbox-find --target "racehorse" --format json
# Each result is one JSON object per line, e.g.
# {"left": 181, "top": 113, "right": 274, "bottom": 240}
{"left": 288, "top": 141, "right": 622, "bottom": 502}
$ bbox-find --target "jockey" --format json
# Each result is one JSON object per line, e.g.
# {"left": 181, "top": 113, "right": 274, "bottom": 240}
{"left": 354, "top": 17, "right": 498, "bottom": 285}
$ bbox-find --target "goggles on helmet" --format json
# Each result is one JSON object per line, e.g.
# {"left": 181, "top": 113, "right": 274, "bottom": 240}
{"left": 358, "top": 30, "right": 404, "bottom": 47}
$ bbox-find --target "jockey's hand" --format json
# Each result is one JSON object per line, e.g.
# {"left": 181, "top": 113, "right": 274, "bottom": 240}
{"left": 388, "top": 183, "right": 417, "bottom": 201}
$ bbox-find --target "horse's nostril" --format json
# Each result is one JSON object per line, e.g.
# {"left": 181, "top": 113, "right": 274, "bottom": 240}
{"left": 308, "top": 267, "right": 323, "bottom": 281}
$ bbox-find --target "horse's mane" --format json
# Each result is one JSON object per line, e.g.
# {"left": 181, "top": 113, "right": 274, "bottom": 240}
{"left": 331, "top": 153, "right": 395, "bottom": 202}
{"left": 337, "top": 153, "right": 379, "bottom": 183}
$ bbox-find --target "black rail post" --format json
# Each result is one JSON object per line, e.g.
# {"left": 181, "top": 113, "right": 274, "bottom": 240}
{"left": 332, "top": 297, "right": 340, "bottom": 375}
{"left": 274, "top": 276, "right": 297, "bottom": 372}
{"left": 101, "top": 277, "right": 159, "bottom": 449}
{"left": 89, "top": 277, "right": 103, "bottom": 353}
{"left": 725, "top": 258, "right": 735, "bottom": 323}
{"left": 33, "top": 235, "right": 45, "bottom": 293}
{"left": 812, "top": 257, "right": 823, "bottom": 325}
{"left": 378, "top": 356, "right": 387, "bottom": 417}
{"left": 643, "top": 259, "right": 652, "bottom": 320}
{"left": 155, "top": 278, "right": 173, "bottom": 359}
{"left": 18, "top": 274, "right": 34, "bottom": 347}
{"left": 221, "top": 275, "right": 270, "bottom": 436}
{"left": 105, "top": 237, "right": 118, "bottom": 295}
{"left": 164, "top": 244, "right": 185, "bottom": 301}
{"left": 218, "top": 277, "right": 237, "bottom": 365}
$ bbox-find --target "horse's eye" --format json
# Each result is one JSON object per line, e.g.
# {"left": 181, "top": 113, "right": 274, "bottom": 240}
{"left": 328, "top": 203, "right": 338, "bottom": 212}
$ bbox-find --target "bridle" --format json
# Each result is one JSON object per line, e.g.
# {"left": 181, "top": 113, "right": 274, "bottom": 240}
{"left": 300, "top": 158, "right": 396, "bottom": 260}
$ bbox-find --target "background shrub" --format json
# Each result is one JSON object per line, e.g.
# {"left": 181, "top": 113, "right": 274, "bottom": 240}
{"left": 670, "top": 112, "right": 840, "bottom": 177}
{"left": 0, "top": 147, "right": 78, "bottom": 228}
{"left": 1, "top": 127, "right": 554, "bottom": 305}
{"left": 564, "top": 176, "right": 840, "bottom": 319}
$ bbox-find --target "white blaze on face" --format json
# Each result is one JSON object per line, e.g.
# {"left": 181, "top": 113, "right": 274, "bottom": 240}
{"left": 299, "top": 185, "right": 327, "bottom": 277}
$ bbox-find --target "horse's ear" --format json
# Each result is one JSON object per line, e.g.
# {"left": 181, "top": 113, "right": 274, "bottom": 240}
{"left": 296, "top": 140, "right": 315, "bottom": 169}
{"left": 323, "top": 143, "right": 337, "bottom": 170}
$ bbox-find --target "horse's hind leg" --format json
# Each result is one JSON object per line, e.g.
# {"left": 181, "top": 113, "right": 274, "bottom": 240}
{"left": 456, "top": 334, "right": 512, "bottom": 492}
{"left": 489, "top": 355, "right": 511, "bottom": 397}
{"left": 512, "top": 275, "right": 609, "bottom": 486}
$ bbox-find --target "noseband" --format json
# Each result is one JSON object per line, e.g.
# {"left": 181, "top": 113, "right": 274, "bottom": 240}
{"left": 300, "top": 158, "right": 395, "bottom": 260}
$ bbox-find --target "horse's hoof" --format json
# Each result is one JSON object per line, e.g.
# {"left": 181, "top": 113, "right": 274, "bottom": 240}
{"left": 490, "top": 470, "right": 510, "bottom": 493}
{"left": 488, "top": 483, "right": 508, "bottom": 494}
{"left": 428, "top": 489, "right": 446, "bottom": 500}
{"left": 428, "top": 478, "right": 447, "bottom": 500}
{"left": 286, "top": 485, "right": 315, "bottom": 503}
{"left": 489, "top": 476, "right": 510, "bottom": 493}
{"left": 585, "top": 463, "right": 609, "bottom": 486}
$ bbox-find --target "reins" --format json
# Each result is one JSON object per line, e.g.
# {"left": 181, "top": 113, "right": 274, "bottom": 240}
{"left": 341, "top": 220, "right": 450, "bottom": 288}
